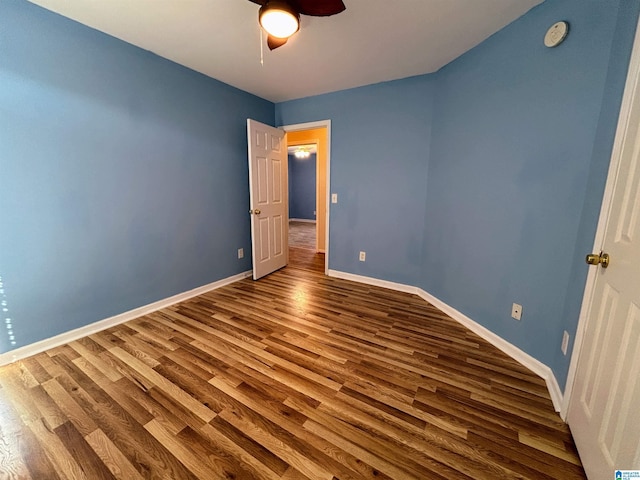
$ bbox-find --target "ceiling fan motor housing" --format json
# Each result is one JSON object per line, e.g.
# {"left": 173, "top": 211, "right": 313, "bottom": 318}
{"left": 251, "top": 0, "right": 345, "bottom": 50}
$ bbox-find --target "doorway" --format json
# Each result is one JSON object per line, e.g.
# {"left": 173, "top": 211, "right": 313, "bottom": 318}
{"left": 287, "top": 143, "right": 318, "bottom": 251}
{"left": 282, "top": 121, "right": 331, "bottom": 275}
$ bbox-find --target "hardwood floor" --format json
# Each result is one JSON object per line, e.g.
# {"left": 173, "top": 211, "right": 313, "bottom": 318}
{"left": 289, "top": 221, "right": 316, "bottom": 250}
{"left": 0, "top": 247, "right": 586, "bottom": 479}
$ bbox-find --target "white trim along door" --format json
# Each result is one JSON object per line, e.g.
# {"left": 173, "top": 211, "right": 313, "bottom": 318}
{"left": 282, "top": 120, "right": 332, "bottom": 275}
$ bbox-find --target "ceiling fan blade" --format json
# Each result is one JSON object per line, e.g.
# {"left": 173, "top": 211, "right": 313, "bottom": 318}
{"left": 247, "top": 0, "right": 267, "bottom": 5}
{"left": 267, "top": 35, "right": 288, "bottom": 50}
{"left": 294, "top": 0, "right": 345, "bottom": 16}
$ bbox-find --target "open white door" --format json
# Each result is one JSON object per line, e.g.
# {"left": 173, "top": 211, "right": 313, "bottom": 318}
{"left": 566, "top": 27, "right": 640, "bottom": 478}
{"left": 247, "top": 119, "right": 288, "bottom": 280}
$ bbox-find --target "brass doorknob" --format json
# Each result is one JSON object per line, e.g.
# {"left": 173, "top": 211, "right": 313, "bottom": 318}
{"left": 586, "top": 252, "right": 610, "bottom": 268}
{"left": 254, "top": 209, "right": 261, "bottom": 215}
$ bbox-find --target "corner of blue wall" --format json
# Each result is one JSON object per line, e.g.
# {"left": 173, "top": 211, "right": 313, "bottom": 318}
{"left": 277, "top": 0, "right": 640, "bottom": 393}
{"left": 421, "top": 0, "right": 640, "bottom": 389}
{"left": 0, "top": 0, "right": 275, "bottom": 352}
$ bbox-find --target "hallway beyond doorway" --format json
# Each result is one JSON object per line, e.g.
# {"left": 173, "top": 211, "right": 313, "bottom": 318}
{"left": 289, "top": 220, "right": 316, "bottom": 250}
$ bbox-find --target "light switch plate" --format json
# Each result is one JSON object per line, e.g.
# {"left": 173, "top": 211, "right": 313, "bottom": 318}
{"left": 331, "top": 193, "right": 338, "bottom": 204}
{"left": 561, "top": 331, "right": 570, "bottom": 355}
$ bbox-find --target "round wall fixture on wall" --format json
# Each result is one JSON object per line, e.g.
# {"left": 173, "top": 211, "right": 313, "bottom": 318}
{"left": 544, "top": 21, "right": 569, "bottom": 48}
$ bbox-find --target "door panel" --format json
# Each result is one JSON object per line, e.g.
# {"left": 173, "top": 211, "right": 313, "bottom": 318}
{"left": 599, "top": 305, "right": 639, "bottom": 463}
{"left": 580, "top": 284, "right": 618, "bottom": 417}
{"left": 257, "top": 156, "right": 269, "bottom": 204}
{"left": 247, "top": 119, "right": 288, "bottom": 280}
{"left": 273, "top": 215, "right": 284, "bottom": 256}
{"left": 258, "top": 217, "right": 270, "bottom": 261}
{"left": 272, "top": 157, "right": 283, "bottom": 204}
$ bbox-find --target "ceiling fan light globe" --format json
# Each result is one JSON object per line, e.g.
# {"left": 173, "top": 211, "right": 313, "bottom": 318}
{"left": 259, "top": 3, "right": 299, "bottom": 39}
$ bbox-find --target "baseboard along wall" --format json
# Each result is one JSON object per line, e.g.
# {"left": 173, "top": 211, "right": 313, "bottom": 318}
{"left": 327, "top": 269, "right": 563, "bottom": 413}
{"left": 289, "top": 218, "right": 317, "bottom": 223}
{"left": 0, "top": 270, "right": 252, "bottom": 367}
{"left": 1, "top": 266, "right": 563, "bottom": 414}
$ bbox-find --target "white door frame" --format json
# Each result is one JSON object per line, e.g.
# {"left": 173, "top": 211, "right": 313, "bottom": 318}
{"left": 281, "top": 120, "right": 332, "bottom": 275}
{"left": 286, "top": 137, "right": 321, "bottom": 252}
{"left": 561, "top": 15, "right": 640, "bottom": 420}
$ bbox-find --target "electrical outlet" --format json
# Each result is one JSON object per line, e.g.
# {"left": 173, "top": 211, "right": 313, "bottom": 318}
{"left": 511, "top": 303, "right": 522, "bottom": 321}
{"left": 237, "top": 248, "right": 244, "bottom": 259}
{"left": 331, "top": 193, "right": 338, "bottom": 204}
{"left": 359, "top": 251, "right": 366, "bottom": 262}
{"left": 561, "top": 331, "right": 570, "bottom": 355}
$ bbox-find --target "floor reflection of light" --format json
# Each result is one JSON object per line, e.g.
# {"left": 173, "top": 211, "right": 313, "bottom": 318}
{"left": 293, "top": 284, "right": 308, "bottom": 313}
{"left": 0, "top": 277, "right": 16, "bottom": 348}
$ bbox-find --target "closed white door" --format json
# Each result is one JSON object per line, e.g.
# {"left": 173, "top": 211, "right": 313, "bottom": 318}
{"left": 567, "top": 38, "right": 640, "bottom": 478}
{"left": 247, "top": 119, "right": 288, "bottom": 280}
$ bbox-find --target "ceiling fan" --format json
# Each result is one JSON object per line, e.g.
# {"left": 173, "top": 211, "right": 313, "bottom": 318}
{"left": 248, "top": 0, "right": 346, "bottom": 50}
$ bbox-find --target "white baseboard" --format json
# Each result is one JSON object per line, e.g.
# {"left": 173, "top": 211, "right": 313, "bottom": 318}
{"left": 0, "top": 270, "right": 252, "bottom": 367}
{"left": 415, "top": 289, "right": 563, "bottom": 413}
{"left": 289, "top": 218, "right": 316, "bottom": 224}
{"left": 327, "top": 270, "right": 417, "bottom": 294}
{"left": 327, "top": 269, "right": 563, "bottom": 413}
{"left": 547, "top": 372, "right": 564, "bottom": 419}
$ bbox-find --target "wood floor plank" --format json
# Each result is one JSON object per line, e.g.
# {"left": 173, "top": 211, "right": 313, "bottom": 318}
{"left": 53, "top": 358, "right": 199, "bottom": 480}
{"left": 209, "top": 376, "right": 386, "bottom": 480}
{"left": 0, "top": 388, "right": 36, "bottom": 480}
{"left": 204, "top": 418, "right": 288, "bottom": 477}
{"left": 218, "top": 407, "right": 335, "bottom": 480}
{"left": 303, "top": 419, "right": 446, "bottom": 480}
{"left": 287, "top": 395, "right": 465, "bottom": 480}
{"left": 25, "top": 415, "right": 88, "bottom": 480}
{"left": 143, "top": 420, "right": 216, "bottom": 480}
{"left": 68, "top": 340, "right": 124, "bottom": 383}
{"left": 107, "top": 347, "right": 216, "bottom": 423}
{"left": 180, "top": 425, "right": 276, "bottom": 480}
{"left": 40, "top": 377, "right": 100, "bottom": 437}
{"left": 84, "top": 429, "right": 146, "bottom": 480}
{"left": 0, "top": 248, "right": 586, "bottom": 479}
{"left": 54, "top": 421, "right": 116, "bottom": 480}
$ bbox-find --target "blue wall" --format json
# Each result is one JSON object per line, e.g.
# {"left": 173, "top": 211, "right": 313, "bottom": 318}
{"left": 277, "top": 0, "right": 640, "bottom": 388}
{"left": 288, "top": 153, "right": 316, "bottom": 220}
{"left": 0, "top": 0, "right": 274, "bottom": 353}
{"left": 2, "top": 0, "right": 638, "bottom": 391}
{"left": 422, "top": 0, "right": 639, "bottom": 389}
{"left": 276, "top": 76, "right": 436, "bottom": 285}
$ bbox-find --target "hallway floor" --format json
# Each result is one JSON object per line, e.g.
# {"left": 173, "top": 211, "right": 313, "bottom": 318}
{"left": 289, "top": 221, "right": 316, "bottom": 250}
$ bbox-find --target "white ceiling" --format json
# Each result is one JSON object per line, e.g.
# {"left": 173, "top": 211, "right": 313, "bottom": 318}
{"left": 28, "top": 0, "right": 543, "bottom": 103}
